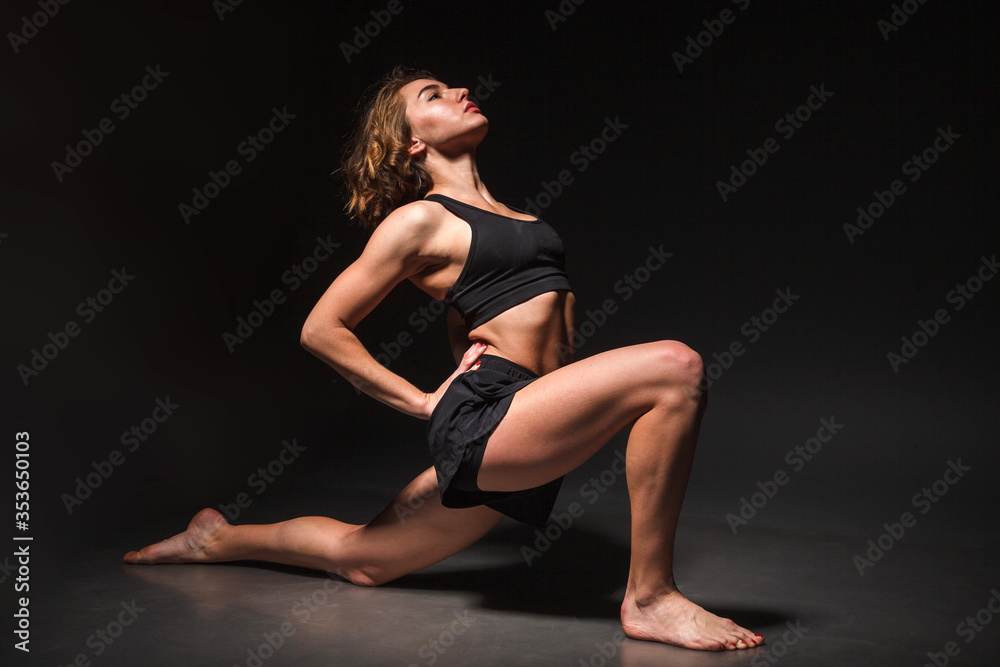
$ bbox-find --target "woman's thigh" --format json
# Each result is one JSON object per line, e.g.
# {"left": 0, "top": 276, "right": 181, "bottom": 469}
{"left": 478, "top": 341, "right": 703, "bottom": 492}
{"left": 357, "top": 467, "right": 504, "bottom": 584}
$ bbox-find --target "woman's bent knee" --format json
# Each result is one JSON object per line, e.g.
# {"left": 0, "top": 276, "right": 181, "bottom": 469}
{"left": 647, "top": 340, "right": 705, "bottom": 397}
{"left": 333, "top": 548, "right": 394, "bottom": 587}
{"left": 345, "top": 566, "right": 389, "bottom": 587}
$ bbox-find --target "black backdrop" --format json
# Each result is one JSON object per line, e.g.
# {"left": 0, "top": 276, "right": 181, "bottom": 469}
{"left": 2, "top": 0, "right": 998, "bottom": 659}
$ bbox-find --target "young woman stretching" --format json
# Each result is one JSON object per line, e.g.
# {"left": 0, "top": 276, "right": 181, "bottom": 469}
{"left": 124, "top": 67, "right": 763, "bottom": 652}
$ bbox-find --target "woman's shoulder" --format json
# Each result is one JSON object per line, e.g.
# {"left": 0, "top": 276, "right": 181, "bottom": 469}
{"left": 366, "top": 197, "right": 448, "bottom": 252}
{"left": 378, "top": 198, "right": 444, "bottom": 232}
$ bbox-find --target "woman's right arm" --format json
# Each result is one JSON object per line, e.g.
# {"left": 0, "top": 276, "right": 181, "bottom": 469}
{"left": 300, "top": 203, "right": 459, "bottom": 419}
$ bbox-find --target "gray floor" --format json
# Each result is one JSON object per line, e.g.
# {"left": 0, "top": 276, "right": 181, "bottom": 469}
{"left": 16, "top": 460, "right": 999, "bottom": 667}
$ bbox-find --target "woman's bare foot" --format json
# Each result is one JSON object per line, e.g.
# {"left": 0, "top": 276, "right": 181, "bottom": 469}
{"left": 620, "top": 582, "right": 763, "bottom": 651}
{"left": 123, "top": 508, "right": 229, "bottom": 564}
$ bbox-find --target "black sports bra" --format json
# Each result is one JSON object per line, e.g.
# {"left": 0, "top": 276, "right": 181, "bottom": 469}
{"left": 424, "top": 194, "right": 573, "bottom": 330}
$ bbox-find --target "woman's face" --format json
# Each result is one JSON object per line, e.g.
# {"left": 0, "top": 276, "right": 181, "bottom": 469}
{"left": 400, "top": 78, "right": 488, "bottom": 156}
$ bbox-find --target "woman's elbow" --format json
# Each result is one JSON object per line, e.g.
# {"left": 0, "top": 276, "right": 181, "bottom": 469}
{"left": 299, "top": 320, "right": 321, "bottom": 352}
{"left": 300, "top": 318, "right": 350, "bottom": 356}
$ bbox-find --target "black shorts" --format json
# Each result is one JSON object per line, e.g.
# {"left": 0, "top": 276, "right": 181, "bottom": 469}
{"left": 426, "top": 355, "right": 563, "bottom": 527}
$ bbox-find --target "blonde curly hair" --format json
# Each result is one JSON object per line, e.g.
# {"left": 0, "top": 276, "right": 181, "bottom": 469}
{"left": 339, "top": 67, "right": 437, "bottom": 230}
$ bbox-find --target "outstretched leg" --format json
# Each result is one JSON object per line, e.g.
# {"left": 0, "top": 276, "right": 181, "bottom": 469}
{"left": 479, "top": 341, "right": 762, "bottom": 651}
{"left": 124, "top": 467, "right": 503, "bottom": 586}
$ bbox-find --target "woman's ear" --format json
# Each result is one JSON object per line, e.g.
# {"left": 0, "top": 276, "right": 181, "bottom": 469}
{"left": 408, "top": 136, "right": 425, "bottom": 157}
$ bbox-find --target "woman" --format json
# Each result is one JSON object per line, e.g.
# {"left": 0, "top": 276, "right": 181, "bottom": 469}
{"left": 125, "top": 67, "right": 763, "bottom": 652}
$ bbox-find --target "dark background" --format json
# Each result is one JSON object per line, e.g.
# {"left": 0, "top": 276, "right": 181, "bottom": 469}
{"left": 2, "top": 0, "right": 997, "bottom": 663}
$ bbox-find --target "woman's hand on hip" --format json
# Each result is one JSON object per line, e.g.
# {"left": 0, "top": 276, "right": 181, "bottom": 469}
{"left": 421, "top": 341, "right": 487, "bottom": 419}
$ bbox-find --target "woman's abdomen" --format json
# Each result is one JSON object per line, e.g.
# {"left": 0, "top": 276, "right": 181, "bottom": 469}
{"left": 468, "top": 290, "right": 574, "bottom": 376}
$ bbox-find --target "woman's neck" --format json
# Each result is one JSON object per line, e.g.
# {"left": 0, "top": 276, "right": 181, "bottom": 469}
{"left": 424, "top": 150, "right": 494, "bottom": 203}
